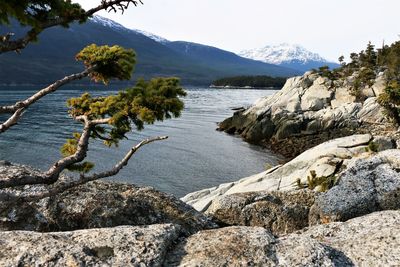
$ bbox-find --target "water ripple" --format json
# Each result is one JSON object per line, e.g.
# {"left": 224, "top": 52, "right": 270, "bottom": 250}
{"left": 0, "top": 86, "right": 280, "bottom": 197}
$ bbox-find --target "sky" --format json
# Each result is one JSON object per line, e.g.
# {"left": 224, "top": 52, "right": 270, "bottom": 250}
{"left": 75, "top": 0, "right": 400, "bottom": 62}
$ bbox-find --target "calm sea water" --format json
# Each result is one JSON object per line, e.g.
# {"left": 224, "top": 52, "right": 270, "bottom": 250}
{"left": 0, "top": 86, "right": 279, "bottom": 197}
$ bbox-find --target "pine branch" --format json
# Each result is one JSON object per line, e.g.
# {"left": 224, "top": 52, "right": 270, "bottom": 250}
{"left": 0, "top": 115, "right": 125, "bottom": 190}
{"left": 0, "top": 1, "right": 143, "bottom": 54}
{"left": 0, "top": 116, "right": 92, "bottom": 189}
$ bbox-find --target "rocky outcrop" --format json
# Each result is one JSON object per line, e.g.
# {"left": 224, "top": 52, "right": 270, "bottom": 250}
{"left": 309, "top": 149, "right": 400, "bottom": 224}
{"left": 0, "top": 163, "right": 216, "bottom": 235}
{"left": 165, "top": 210, "right": 400, "bottom": 266}
{"left": 0, "top": 224, "right": 180, "bottom": 267}
{"left": 218, "top": 71, "right": 394, "bottom": 158}
{"left": 200, "top": 149, "right": 400, "bottom": 235}
{"left": 183, "top": 134, "right": 398, "bottom": 212}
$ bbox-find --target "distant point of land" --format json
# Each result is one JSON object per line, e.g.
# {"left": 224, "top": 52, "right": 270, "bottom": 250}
{"left": 210, "top": 75, "right": 287, "bottom": 89}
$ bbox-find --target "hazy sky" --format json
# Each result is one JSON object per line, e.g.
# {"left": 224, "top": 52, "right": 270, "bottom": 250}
{"left": 75, "top": 0, "right": 399, "bottom": 61}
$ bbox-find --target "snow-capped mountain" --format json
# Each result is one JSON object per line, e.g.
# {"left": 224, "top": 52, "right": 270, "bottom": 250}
{"left": 239, "top": 43, "right": 338, "bottom": 72}
{"left": 88, "top": 17, "right": 328, "bottom": 73}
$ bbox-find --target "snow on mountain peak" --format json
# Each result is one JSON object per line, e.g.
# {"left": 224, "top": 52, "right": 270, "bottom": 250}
{"left": 90, "top": 15, "right": 128, "bottom": 31}
{"left": 132, "top": 29, "right": 169, "bottom": 44}
{"left": 239, "top": 43, "right": 328, "bottom": 65}
{"left": 90, "top": 15, "right": 169, "bottom": 43}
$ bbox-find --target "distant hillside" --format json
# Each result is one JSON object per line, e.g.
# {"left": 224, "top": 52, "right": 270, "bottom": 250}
{"left": 240, "top": 43, "right": 339, "bottom": 73}
{"left": 0, "top": 16, "right": 299, "bottom": 86}
{"left": 211, "top": 75, "right": 287, "bottom": 88}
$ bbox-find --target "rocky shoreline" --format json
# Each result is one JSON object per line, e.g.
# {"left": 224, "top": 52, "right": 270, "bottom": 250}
{"left": 218, "top": 71, "right": 397, "bottom": 159}
{"left": 1, "top": 71, "right": 400, "bottom": 266}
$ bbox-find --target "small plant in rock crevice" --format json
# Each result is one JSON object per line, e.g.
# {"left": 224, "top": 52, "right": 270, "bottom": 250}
{"left": 295, "top": 170, "right": 338, "bottom": 192}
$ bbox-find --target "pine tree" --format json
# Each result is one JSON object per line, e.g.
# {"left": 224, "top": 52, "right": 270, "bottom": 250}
{"left": 338, "top": 55, "right": 345, "bottom": 66}
{"left": 363, "top": 42, "right": 377, "bottom": 67}
{"left": 0, "top": 1, "right": 188, "bottom": 202}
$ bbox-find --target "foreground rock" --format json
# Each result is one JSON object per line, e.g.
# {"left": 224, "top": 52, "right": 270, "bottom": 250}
{"left": 0, "top": 163, "right": 216, "bottom": 235}
{"left": 166, "top": 210, "right": 399, "bottom": 266}
{"left": 165, "top": 226, "right": 350, "bottom": 266}
{"left": 219, "top": 71, "right": 395, "bottom": 158}
{"left": 165, "top": 226, "right": 281, "bottom": 266}
{"left": 285, "top": 210, "right": 400, "bottom": 266}
{"left": 183, "top": 134, "right": 397, "bottom": 212}
{"left": 205, "top": 190, "right": 315, "bottom": 236}
{"left": 1, "top": 211, "right": 398, "bottom": 266}
{"left": 0, "top": 224, "right": 179, "bottom": 266}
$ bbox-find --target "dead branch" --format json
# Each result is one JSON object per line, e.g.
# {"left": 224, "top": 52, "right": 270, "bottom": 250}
{"left": 0, "top": 67, "right": 94, "bottom": 133}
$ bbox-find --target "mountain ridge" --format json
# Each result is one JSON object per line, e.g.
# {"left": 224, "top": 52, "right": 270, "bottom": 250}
{"left": 0, "top": 16, "right": 299, "bottom": 85}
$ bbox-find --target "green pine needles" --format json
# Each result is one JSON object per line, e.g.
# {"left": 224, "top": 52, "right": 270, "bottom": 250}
{"left": 76, "top": 44, "right": 136, "bottom": 84}
{"left": 295, "top": 170, "right": 337, "bottom": 193}
{"left": 0, "top": 1, "right": 86, "bottom": 29}
{"left": 62, "top": 45, "right": 186, "bottom": 173}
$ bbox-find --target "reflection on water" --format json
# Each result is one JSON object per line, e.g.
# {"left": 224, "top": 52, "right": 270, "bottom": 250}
{"left": 0, "top": 86, "right": 279, "bottom": 197}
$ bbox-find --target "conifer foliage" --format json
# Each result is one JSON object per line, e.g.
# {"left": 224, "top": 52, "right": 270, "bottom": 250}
{"left": 76, "top": 44, "right": 136, "bottom": 84}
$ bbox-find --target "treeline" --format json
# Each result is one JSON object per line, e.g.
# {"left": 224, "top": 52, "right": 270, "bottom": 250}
{"left": 313, "top": 40, "right": 400, "bottom": 124}
{"left": 211, "top": 75, "right": 287, "bottom": 88}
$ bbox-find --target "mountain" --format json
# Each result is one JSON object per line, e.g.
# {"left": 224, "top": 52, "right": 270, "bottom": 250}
{"left": 239, "top": 43, "right": 339, "bottom": 73}
{"left": 0, "top": 16, "right": 299, "bottom": 86}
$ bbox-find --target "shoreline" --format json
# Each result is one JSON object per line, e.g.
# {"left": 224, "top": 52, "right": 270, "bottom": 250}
{"left": 210, "top": 85, "right": 281, "bottom": 90}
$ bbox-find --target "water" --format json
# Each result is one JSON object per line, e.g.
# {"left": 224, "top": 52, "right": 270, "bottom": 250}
{"left": 0, "top": 86, "right": 280, "bottom": 197}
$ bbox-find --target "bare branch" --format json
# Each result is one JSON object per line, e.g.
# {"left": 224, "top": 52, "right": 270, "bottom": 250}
{"left": 0, "top": 108, "right": 25, "bottom": 133}
{"left": 91, "top": 118, "right": 112, "bottom": 125}
{"left": 0, "top": 67, "right": 93, "bottom": 115}
{"left": 0, "top": 136, "right": 167, "bottom": 203}
{"left": 86, "top": 0, "right": 143, "bottom": 15}
{"left": 80, "top": 135, "right": 168, "bottom": 180}
{"left": 0, "top": 67, "right": 94, "bottom": 133}
{"left": 0, "top": 1, "right": 143, "bottom": 54}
